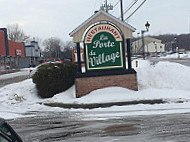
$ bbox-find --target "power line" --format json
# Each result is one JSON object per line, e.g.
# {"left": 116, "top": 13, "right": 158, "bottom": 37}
{"left": 123, "top": 0, "right": 138, "bottom": 15}
{"left": 125, "top": 0, "right": 147, "bottom": 21}
{"left": 113, "top": 0, "right": 120, "bottom": 8}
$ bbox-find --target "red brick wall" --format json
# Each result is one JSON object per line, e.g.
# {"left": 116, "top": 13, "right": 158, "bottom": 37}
{"left": 8, "top": 40, "right": 25, "bottom": 57}
{"left": 0, "top": 30, "right": 6, "bottom": 56}
{"left": 75, "top": 74, "right": 138, "bottom": 98}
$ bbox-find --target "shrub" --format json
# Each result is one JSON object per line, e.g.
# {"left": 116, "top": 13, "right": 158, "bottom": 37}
{"left": 32, "top": 62, "right": 77, "bottom": 98}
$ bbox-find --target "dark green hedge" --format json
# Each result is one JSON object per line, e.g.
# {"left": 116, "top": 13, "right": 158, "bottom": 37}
{"left": 32, "top": 62, "right": 77, "bottom": 98}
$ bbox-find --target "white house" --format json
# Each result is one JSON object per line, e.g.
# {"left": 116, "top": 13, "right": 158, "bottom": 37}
{"left": 132, "top": 37, "right": 165, "bottom": 54}
{"left": 145, "top": 42, "right": 165, "bottom": 53}
{"left": 24, "top": 41, "right": 41, "bottom": 67}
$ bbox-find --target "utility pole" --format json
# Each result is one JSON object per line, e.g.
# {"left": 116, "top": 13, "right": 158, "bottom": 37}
{"left": 120, "top": 0, "right": 124, "bottom": 21}
{"left": 105, "top": 0, "right": 108, "bottom": 12}
{"left": 100, "top": 0, "right": 113, "bottom": 13}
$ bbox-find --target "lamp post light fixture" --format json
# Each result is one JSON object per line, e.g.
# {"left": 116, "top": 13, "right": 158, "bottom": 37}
{"left": 173, "top": 36, "right": 180, "bottom": 58}
{"left": 145, "top": 21, "right": 150, "bottom": 31}
{"left": 172, "top": 36, "right": 177, "bottom": 52}
{"left": 137, "top": 32, "right": 140, "bottom": 54}
{"left": 141, "top": 21, "right": 150, "bottom": 59}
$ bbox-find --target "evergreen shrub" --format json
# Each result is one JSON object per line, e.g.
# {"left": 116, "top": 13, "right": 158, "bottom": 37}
{"left": 32, "top": 62, "right": 77, "bottom": 98}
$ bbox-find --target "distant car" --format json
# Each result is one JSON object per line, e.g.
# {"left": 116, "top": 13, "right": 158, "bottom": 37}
{"left": 0, "top": 118, "right": 23, "bottom": 142}
{"left": 63, "top": 59, "right": 71, "bottom": 62}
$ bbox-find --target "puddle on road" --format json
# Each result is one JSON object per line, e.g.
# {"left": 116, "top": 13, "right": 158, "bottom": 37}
{"left": 104, "top": 124, "right": 140, "bottom": 136}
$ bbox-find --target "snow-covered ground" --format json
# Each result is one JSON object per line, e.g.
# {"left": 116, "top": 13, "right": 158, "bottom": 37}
{"left": 1, "top": 59, "right": 190, "bottom": 120}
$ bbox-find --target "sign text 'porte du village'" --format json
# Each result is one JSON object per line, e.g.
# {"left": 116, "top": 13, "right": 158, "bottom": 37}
{"left": 84, "top": 23, "right": 125, "bottom": 71}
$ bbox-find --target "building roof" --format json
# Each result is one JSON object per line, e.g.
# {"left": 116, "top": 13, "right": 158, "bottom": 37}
{"left": 70, "top": 10, "right": 136, "bottom": 42}
{"left": 70, "top": 10, "right": 135, "bottom": 36}
{"left": 25, "top": 45, "right": 35, "bottom": 48}
{"left": 132, "top": 37, "right": 162, "bottom": 45}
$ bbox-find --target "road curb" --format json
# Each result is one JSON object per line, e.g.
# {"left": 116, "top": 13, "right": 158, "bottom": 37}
{"left": 44, "top": 99, "right": 165, "bottom": 109}
{"left": 0, "top": 75, "right": 29, "bottom": 87}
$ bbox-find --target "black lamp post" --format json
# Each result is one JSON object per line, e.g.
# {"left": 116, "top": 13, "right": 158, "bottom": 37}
{"left": 141, "top": 21, "right": 150, "bottom": 59}
{"left": 145, "top": 21, "right": 150, "bottom": 31}
{"left": 173, "top": 37, "right": 180, "bottom": 58}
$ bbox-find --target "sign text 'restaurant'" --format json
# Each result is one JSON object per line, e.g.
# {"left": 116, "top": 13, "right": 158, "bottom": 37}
{"left": 85, "top": 24, "right": 122, "bottom": 43}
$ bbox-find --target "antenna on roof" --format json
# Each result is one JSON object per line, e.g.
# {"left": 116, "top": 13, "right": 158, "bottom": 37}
{"left": 100, "top": 0, "right": 113, "bottom": 13}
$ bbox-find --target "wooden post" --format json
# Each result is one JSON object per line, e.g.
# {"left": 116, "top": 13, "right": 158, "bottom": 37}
{"left": 126, "top": 39, "right": 132, "bottom": 69}
{"left": 18, "top": 57, "right": 20, "bottom": 69}
{"left": 76, "top": 42, "right": 82, "bottom": 73}
{"left": 4, "top": 56, "right": 8, "bottom": 73}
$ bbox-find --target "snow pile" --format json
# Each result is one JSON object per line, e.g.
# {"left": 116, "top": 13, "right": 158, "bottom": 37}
{"left": 1, "top": 60, "right": 190, "bottom": 119}
{"left": 135, "top": 60, "right": 190, "bottom": 90}
{"left": 0, "top": 79, "right": 40, "bottom": 105}
{"left": 45, "top": 60, "right": 190, "bottom": 104}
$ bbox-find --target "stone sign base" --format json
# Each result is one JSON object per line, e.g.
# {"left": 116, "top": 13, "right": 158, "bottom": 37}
{"left": 75, "top": 69, "right": 138, "bottom": 98}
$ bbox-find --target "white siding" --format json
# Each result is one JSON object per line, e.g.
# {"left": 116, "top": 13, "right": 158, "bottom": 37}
{"left": 25, "top": 47, "right": 35, "bottom": 57}
{"left": 145, "top": 42, "right": 165, "bottom": 53}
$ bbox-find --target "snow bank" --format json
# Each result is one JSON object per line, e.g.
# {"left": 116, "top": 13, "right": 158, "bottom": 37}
{"left": 46, "top": 60, "right": 190, "bottom": 104}
{"left": 1, "top": 60, "right": 190, "bottom": 119}
{"left": 0, "top": 79, "right": 40, "bottom": 105}
{"left": 135, "top": 60, "right": 190, "bottom": 90}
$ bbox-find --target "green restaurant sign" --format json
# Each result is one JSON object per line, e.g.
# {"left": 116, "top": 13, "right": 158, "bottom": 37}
{"left": 84, "top": 23, "right": 125, "bottom": 71}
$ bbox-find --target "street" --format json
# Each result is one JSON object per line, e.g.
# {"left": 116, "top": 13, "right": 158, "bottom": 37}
{"left": 0, "top": 75, "right": 28, "bottom": 87}
{"left": 8, "top": 111, "right": 190, "bottom": 142}
{"left": 148, "top": 58, "right": 190, "bottom": 67}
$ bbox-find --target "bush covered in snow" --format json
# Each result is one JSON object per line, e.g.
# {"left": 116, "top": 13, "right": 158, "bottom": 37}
{"left": 32, "top": 62, "right": 77, "bottom": 98}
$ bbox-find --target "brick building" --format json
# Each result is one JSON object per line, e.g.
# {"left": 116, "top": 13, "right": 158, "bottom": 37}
{"left": 0, "top": 28, "right": 25, "bottom": 72}
{"left": 0, "top": 28, "right": 41, "bottom": 73}
{"left": 0, "top": 30, "right": 6, "bottom": 56}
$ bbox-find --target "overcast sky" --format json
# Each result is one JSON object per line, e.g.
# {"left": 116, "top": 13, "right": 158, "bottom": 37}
{"left": 0, "top": 0, "right": 189, "bottom": 42}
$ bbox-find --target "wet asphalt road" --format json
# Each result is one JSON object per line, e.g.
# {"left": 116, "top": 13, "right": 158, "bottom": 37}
{"left": 0, "top": 75, "right": 29, "bottom": 87}
{"left": 8, "top": 111, "right": 190, "bottom": 142}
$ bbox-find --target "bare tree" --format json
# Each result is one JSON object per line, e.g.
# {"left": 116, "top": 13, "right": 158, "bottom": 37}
{"left": 151, "top": 34, "right": 190, "bottom": 51}
{"left": 43, "top": 37, "right": 63, "bottom": 58}
{"left": 7, "top": 23, "right": 30, "bottom": 42}
{"left": 32, "top": 36, "right": 43, "bottom": 48}
{"left": 61, "top": 41, "right": 75, "bottom": 60}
